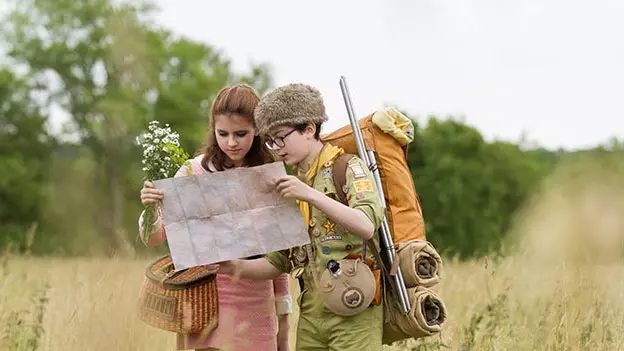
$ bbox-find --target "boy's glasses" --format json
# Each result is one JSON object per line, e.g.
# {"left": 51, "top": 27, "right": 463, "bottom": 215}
{"left": 264, "top": 129, "right": 296, "bottom": 150}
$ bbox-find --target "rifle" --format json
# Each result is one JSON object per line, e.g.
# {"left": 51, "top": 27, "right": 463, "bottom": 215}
{"left": 338, "top": 76, "right": 411, "bottom": 315}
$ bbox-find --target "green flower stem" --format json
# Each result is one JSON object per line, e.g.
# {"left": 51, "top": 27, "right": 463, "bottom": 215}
{"left": 140, "top": 203, "right": 159, "bottom": 243}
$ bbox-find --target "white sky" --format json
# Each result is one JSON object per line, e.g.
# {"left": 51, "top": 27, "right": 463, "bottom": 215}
{"left": 152, "top": 0, "right": 624, "bottom": 150}
{"left": 2, "top": 0, "right": 623, "bottom": 150}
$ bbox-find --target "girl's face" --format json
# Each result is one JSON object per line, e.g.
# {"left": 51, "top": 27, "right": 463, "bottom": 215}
{"left": 214, "top": 114, "right": 256, "bottom": 166}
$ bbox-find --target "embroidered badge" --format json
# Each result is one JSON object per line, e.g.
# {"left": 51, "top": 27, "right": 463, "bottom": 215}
{"left": 294, "top": 248, "right": 308, "bottom": 263}
{"left": 319, "top": 235, "right": 342, "bottom": 243}
{"left": 356, "top": 193, "right": 365, "bottom": 200}
{"left": 353, "top": 179, "right": 374, "bottom": 193}
{"left": 312, "top": 228, "right": 321, "bottom": 236}
{"left": 342, "top": 288, "right": 364, "bottom": 308}
{"left": 322, "top": 220, "right": 336, "bottom": 234}
{"left": 348, "top": 163, "right": 366, "bottom": 179}
{"left": 321, "top": 246, "right": 331, "bottom": 254}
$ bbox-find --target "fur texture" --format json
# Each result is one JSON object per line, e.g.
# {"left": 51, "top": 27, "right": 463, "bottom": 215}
{"left": 254, "top": 83, "right": 328, "bottom": 136}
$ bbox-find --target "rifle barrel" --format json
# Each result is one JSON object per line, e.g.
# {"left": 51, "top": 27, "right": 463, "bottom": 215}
{"left": 338, "top": 76, "right": 411, "bottom": 315}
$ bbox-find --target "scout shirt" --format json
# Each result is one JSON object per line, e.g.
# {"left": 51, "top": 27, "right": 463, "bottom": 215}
{"left": 265, "top": 150, "right": 384, "bottom": 295}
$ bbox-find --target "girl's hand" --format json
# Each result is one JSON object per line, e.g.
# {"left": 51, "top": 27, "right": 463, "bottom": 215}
{"left": 276, "top": 314, "right": 290, "bottom": 351}
{"left": 140, "top": 180, "right": 164, "bottom": 206}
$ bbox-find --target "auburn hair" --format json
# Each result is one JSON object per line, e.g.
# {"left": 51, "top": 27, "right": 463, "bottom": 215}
{"left": 196, "top": 84, "right": 274, "bottom": 172}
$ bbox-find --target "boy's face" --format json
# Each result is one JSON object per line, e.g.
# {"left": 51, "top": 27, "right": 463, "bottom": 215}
{"left": 265, "top": 124, "right": 315, "bottom": 166}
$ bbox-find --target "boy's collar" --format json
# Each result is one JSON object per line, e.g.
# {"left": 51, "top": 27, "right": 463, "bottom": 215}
{"left": 297, "top": 141, "right": 326, "bottom": 174}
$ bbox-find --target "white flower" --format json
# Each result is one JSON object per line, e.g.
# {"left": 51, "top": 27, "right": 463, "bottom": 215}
{"left": 137, "top": 120, "right": 189, "bottom": 181}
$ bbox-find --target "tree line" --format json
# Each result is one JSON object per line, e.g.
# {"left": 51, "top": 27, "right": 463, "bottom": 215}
{"left": 1, "top": 0, "right": 621, "bottom": 259}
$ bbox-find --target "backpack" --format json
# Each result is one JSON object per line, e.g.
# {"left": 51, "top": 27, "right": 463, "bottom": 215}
{"left": 321, "top": 107, "right": 447, "bottom": 345}
{"left": 321, "top": 107, "right": 426, "bottom": 244}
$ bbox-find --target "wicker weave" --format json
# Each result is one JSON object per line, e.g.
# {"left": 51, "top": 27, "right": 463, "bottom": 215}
{"left": 137, "top": 255, "right": 219, "bottom": 334}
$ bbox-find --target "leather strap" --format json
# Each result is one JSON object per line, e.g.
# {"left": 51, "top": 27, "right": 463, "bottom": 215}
{"left": 331, "top": 154, "right": 369, "bottom": 262}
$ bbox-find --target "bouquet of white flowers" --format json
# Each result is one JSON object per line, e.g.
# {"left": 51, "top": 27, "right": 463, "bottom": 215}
{"left": 136, "top": 120, "right": 190, "bottom": 242}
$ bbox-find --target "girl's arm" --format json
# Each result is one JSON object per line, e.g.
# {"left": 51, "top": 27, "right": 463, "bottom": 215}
{"left": 138, "top": 208, "right": 166, "bottom": 247}
{"left": 138, "top": 161, "right": 195, "bottom": 248}
{"left": 273, "top": 273, "right": 291, "bottom": 351}
{"left": 273, "top": 273, "right": 292, "bottom": 315}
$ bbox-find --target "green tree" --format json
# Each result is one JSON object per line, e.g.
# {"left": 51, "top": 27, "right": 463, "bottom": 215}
{"left": 407, "top": 116, "right": 551, "bottom": 259}
{"left": 1, "top": 0, "right": 273, "bottom": 256}
{"left": 0, "top": 69, "right": 53, "bottom": 253}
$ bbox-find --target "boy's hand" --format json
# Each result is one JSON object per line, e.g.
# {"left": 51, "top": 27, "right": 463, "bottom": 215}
{"left": 217, "top": 260, "right": 237, "bottom": 276}
{"left": 275, "top": 175, "right": 316, "bottom": 202}
{"left": 201, "top": 263, "right": 220, "bottom": 275}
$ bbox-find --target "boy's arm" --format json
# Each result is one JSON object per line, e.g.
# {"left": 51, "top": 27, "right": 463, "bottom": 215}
{"left": 307, "top": 157, "right": 384, "bottom": 240}
{"left": 219, "top": 250, "right": 289, "bottom": 281}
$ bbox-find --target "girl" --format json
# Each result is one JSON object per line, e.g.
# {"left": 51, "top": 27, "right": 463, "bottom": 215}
{"left": 138, "top": 84, "right": 291, "bottom": 351}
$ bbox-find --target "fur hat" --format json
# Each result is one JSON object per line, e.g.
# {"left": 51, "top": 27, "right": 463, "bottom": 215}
{"left": 254, "top": 83, "right": 328, "bottom": 136}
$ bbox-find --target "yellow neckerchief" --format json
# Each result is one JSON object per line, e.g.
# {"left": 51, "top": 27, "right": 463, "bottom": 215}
{"left": 296, "top": 143, "right": 344, "bottom": 226}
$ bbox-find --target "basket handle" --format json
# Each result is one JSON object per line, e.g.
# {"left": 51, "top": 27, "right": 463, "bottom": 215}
{"left": 158, "top": 261, "right": 177, "bottom": 287}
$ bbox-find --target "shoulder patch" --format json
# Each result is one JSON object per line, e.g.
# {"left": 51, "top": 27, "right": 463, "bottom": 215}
{"left": 353, "top": 179, "right": 374, "bottom": 193}
{"left": 348, "top": 161, "right": 366, "bottom": 179}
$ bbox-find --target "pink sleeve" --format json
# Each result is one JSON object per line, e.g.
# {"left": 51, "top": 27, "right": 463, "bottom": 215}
{"left": 139, "top": 161, "right": 195, "bottom": 247}
{"left": 273, "top": 273, "right": 290, "bottom": 297}
{"left": 273, "top": 273, "right": 292, "bottom": 315}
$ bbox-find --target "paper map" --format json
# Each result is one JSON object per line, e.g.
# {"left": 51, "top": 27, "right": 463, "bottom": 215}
{"left": 153, "top": 162, "right": 310, "bottom": 271}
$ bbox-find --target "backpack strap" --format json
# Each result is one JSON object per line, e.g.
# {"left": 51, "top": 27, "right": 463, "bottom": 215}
{"left": 331, "top": 153, "right": 372, "bottom": 261}
{"left": 332, "top": 153, "right": 356, "bottom": 204}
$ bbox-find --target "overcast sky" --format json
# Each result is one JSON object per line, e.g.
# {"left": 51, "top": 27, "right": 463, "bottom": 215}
{"left": 2, "top": 0, "right": 622, "bottom": 150}
{"left": 150, "top": 0, "right": 623, "bottom": 150}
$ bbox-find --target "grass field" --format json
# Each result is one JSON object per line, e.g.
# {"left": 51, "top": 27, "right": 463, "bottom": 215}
{"left": 1, "top": 249, "right": 623, "bottom": 351}
{"left": 3, "top": 166, "right": 624, "bottom": 350}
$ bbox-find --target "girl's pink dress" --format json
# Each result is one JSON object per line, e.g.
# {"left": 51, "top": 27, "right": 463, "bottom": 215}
{"left": 139, "top": 155, "right": 291, "bottom": 350}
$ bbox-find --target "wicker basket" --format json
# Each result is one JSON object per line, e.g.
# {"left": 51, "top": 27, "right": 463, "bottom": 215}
{"left": 137, "top": 255, "right": 219, "bottom": 334}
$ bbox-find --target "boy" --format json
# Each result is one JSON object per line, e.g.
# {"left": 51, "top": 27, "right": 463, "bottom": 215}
{"left": 218, "top": 83, "right": 385, "bottom": 350}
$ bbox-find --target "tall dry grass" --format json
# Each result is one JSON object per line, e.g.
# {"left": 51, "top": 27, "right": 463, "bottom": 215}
{"left": 2, "top": 157, "right": 624, "bottom": 350}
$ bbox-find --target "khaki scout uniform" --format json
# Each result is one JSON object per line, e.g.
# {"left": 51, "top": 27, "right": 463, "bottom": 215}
{"left": 266, "top": 149, "right": 385, "bottom": 351}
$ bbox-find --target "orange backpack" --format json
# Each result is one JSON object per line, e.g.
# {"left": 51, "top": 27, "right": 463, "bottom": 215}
{"left": 321, "top": 111, "right": 426, "bottom": 245}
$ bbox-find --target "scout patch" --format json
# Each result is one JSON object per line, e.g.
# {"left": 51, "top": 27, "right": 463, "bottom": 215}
{"left": 322, "top": 220, "right": 336, "bottom": 234}
{"left": 294, "top": 247, "right": 308, "bottom": 264}
{"left": 353, "top": 179, "right": 374, "bottom": 193}
{"left": 319, "top": 235, "right": 342, "bottom": 242}
{"left": 312, "top": 228, "right": 321, "bottom": 236}
{"left": 348, "top": 162, "right": 366, "bottom": 179}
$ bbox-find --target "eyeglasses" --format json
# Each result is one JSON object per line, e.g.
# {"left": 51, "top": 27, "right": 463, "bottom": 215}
{"left": 264, "top": 129, "right": 296, "bottom": 150}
